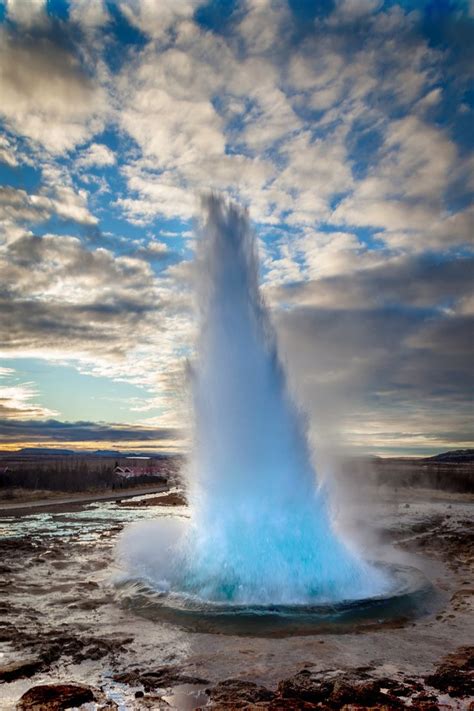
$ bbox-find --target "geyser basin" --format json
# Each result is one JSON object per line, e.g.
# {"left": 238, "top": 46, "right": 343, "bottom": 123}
{"left": 117, "top": 195, "right": 420, "bottom": 616}
{"left": 114, "top": 563, "right": 433, "bottom": 637}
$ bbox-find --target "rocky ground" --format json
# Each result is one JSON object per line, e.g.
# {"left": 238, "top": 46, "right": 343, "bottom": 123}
{"left": 0, "top": 487, "right": 472, "bottom": 710}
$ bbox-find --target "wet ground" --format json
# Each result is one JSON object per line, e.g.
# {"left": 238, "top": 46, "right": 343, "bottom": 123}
{"left": 0, "top": 487, "right": 472, "bottom": 709}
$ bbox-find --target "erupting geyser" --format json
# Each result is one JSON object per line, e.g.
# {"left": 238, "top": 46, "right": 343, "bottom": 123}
{"left": 119, "top": 195, "right": 390, "bottom": 606}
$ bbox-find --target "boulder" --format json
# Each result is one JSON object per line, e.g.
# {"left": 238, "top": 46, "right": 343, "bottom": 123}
{"left": 16, "top": 683, "right": 97, "bottom": 710}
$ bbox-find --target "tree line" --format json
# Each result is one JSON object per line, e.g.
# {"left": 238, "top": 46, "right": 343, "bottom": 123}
{"left": 0, "top": 459, "right": 168, "bottom": 492}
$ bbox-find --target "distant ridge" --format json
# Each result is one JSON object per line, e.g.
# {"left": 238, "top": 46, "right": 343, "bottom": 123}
{"left": 91, "top": 449, "right": 136, "bottom": 457}
{"left": 6, "top": 448, "right": 172, "bottom": 458}
{"left": 16, "top": 448, "right": 75, "bottom": 456}
{"left": 425, "top": 449, "right": 474, "bottom": 463}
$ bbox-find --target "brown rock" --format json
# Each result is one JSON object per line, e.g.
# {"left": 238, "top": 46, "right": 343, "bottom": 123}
{"left": 277, "top": 669, "right": 408, "bottom": 708}
{"left": 0, "top": 659, "right": 43, "bottom": 682}
{"left": 18, "top": 632, "right": 134, "bottom": 668}
{"left": 16, "top": 683, "right": 97, "bottom": 710}
{"left": 425, "top": 645, "right": 474, "bottom": 697}
{"left": 278, "top": 669, "right": 333, "bottom": 703}
{"left": 267, "top": 700, "right": 322, "bottom": 710}
{"left": 209, "top": 678, "right": 274, "bottom": 706}
{"left": 410, "top": 702, "right": 441, "bottom": 711}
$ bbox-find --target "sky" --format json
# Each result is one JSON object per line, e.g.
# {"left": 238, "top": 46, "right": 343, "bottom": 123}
{"left": 0, "top": 0, "right": 473, "bottom": 457}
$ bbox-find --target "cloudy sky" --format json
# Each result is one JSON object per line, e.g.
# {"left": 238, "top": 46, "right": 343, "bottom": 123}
{"left": 0, "top": 0, "right": 473, "bottom": 456}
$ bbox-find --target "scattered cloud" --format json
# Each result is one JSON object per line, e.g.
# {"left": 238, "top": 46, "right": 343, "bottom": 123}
{"left": 0, "top": 417, "right": 180, "bottom": 450}
{"left": 117, "top": 0, "right": 202, "bottom": 39}
{"left": 0, "top": 181, "right": 97, "bottom": 246}
{"left": 0, "top": 0, "right": 472, "bottom": 453}
{"left": 0, "top": 27, "right": 107, "bottom": 153}
{"left": 4, "top": 0, "right": 47, "bottom": 30}
{"left": 68, "top": 0, "right": 110, "bottom": 30}
{"left": 0, "top": 367, "right": 59, "bottom": 420}
{"left": 76, "top": 143, "right": 116, "bottom": 169}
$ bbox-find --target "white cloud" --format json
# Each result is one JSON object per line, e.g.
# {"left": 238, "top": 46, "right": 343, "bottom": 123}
{"left": 383, "top": 116, "right": 457, "bottom": 200}
{"left": 237, "top": 0, "right": 292, "bottom": 54}
{"left": 0, "top": 135, "right": 19, "bottom": 167}
{"left": 0, "top": 178, "right": 97, "bottom": 245}
{"left": 117, "top": 0, "right": 203, "bottom": 39}
{"left": 0, "top": 229, "right": 195, "bottom": 427}
{"left": 76, "top": 143, "right": 116, "bottom": 168}
{"left": 5, "top": 0, "right": 47, "bottom": 29}
{"left": 331, "top": 0, "right": 383, "bottom": 23}
{"left": 110, "top": 0, "right": 451, "bottom": 235}
{"left": 118, "top": 46, "right": 225, "bottom": 170}
{"left": 0, "top": 29, "right": 107, "bottom": 153}
{"left": 329, "top": 114, "right": 473, "bottom": 252}
{"left": 0, "top": 368, "right": 58, "bottom": 420}
{"left": 68, "top": 0, "right": 110, "bottom": 29}
{"left": 0, "top": 0, "right": 472, "bottom": 452}
{"left": 116, "top": 172, "right": 196, "bottom": 222}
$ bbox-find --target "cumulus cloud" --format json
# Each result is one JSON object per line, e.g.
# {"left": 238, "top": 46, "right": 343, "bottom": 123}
{"left": 0, "top": 28, "right": 107, "bottom": 153}
{"left": 76, "top": 143, "right": 115, "bottom": 168}
{"left": 0, "top": 0, "right": 472, "bottom": 453}
{"left": 0, "top": 229, "right": 193, "bottom": 432}
{"left": 117, "top": 0, "right": 204, "bottom": 39}
{"left": 272, "top": 252, "right": 474, "bottom": 454}
{"left": 5, "top": 0, "right": 47, "bottom": 29}
{"left": 106, "top": 0, "right": 473, "bottom": 245}
{"left": 68, "top": 0, "right": 110, "bottom": 30}
{"left": 273, "top": 253, "right": 474, "bottom": 309}
{"left": 0, "top": 367, "right": 58, "bottom": 420}
{"left": 0, "top": 417, "right": 180, "bottom": 449}
{"left": 0, "top": 181, "right": 97, "bottom": 245}
{"left": 0, "top": 135, "right": 19, "bottom": 167}
{"left": 1, "top": 232, "right": 159, "bottom": 346}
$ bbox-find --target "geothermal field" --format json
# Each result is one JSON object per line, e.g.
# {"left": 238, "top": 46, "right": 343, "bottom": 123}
{"left": 1, "top": 2, "right": 473, "bottom": 710}
{"left": 0, "top": 200, "right": 473, "bottom": 709}
{"left": 1, "top": 464, "right": 473, "bottom": 709}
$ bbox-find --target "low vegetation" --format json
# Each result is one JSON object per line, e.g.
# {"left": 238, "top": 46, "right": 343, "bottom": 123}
{"left": 0, "top": 454, "right": 178, "bottom": 494}
{"left": 372, "top": 458, "right": 473, "bottom": 494}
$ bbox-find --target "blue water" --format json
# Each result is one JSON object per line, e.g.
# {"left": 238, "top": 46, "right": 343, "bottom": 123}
{"left": 120, "top": 196, "right": 389, "bottom": 605}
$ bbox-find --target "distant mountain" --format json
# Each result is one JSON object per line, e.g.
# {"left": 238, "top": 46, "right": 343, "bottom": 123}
{"left": 6, "top": 448, "right": 153, "bottom": 458}
{"left": 16, "top": 448, "right": 75, "bottom": 456}
{"left": 425, "top": 449, "right": 474, "bottom": 463}
{"left": 9, "top": 448, "right": 174, "bottom": 459}
{"left": 92, "top": 449, "right": 133, "bottom": 457}
{"left": 91, "top": 450, "right": 170, "bottom": 458}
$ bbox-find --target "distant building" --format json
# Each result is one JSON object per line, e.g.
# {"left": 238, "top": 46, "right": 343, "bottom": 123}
{"left": 114, "top": 466, "right": 131, "bottom": 477}
{"left": 114, "top": 464, "right": 166, "bottom": 480}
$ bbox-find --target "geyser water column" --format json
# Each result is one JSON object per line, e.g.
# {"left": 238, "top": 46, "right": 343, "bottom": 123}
{"left": 118, "top": 195, "right": 390, "bottom": 607}
{"left": 181, "top": 195, "right": 387, "bottom": 604}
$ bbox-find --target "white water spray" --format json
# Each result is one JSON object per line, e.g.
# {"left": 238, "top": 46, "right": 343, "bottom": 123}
{"left": 119, "top": 196, "right": 388, "bottom": 605}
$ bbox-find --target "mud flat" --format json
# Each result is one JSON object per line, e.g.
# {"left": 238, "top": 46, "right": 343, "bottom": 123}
{"left": 0, "top": 487, "right": 472, "bottom": 709}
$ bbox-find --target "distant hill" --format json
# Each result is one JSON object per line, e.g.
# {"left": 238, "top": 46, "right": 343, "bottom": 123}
{"left": 92, "top": 450, "right": 171, "bottom": 458}
{"left": 4, "top": 448, "right": 172, "bottom": 459}
{"left": 425, "top": 449, "right": 474, "bottom": 463}
{"left": 16, "top": 448, "right": 75, "bottom": 456}
{"left": 92, "top": 450, "right": 134, "bottom": 457}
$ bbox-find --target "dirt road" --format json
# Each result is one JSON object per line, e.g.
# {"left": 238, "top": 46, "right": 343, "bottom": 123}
{"left": 0, "top": 484, "right": 169, "bottom": 516}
